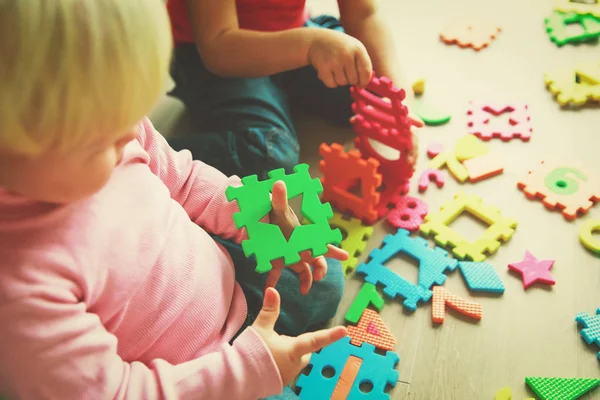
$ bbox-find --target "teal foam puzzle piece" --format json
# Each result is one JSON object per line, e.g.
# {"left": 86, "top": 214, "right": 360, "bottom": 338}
{"left": 296, "top": 336, "right": 399, "bottom": 399}
{"left": 356, "top": 229, "right": 457, "bottom": 311}
{"left": 226, "top": 164, "right": 342, "bottom": 273}
{"left": 575, "top": 308, "right": 600, "bottom": 360}
{"left": 458, "top": 262, "right": 505, "bottom": 294}
{"left": 544, "top": 11, "right": 600, "bottom": 46}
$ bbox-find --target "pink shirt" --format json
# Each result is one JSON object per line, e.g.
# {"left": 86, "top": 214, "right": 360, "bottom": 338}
{"left": 0, "top": 118, "right": 282, "bottom": 399}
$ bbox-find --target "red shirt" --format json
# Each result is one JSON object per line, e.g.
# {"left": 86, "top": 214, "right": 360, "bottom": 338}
{"left": 166, "top": 0, "right": 308, "bottom": 44}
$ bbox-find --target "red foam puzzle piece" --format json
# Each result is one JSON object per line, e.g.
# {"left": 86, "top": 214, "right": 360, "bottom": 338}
{"left": 347, "top": 309, "right": 396, "bottom": 351}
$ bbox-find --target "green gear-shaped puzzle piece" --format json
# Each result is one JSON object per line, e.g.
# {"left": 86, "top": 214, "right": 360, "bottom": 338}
{"left": 545, "top": 11, "right": 600, "bottom": 46}
{"left": 226, "top": 164, "right": 342, "bottom": 273}
{"left": 525, "top": 377, "right": 600, "bottom": 400}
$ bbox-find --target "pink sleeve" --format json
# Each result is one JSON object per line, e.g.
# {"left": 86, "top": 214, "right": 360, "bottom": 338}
{"left": 136, "top": 118, "right": 248, "bottom": 243}
{"left": 0, "top": 293, "right": 283, "bottom": 400}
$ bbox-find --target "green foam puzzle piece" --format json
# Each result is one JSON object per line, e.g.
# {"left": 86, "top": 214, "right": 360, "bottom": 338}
{"left": 412, "top": 99, "right": 452, "bottom": 126}
{"left": 226, "top": 164, "right": 342, "bottom": 273}
{"left": 525, "top": 377, "right": 600, "bottom": 400}
{"left": 345, "top": 282, "right": 385, "bottom": 323}
{"left": 545, "top": 11, "right": 600, "bottom": 46}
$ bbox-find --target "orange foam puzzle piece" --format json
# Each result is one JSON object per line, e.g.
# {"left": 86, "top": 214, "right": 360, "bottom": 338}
{"left": 331, "top": 355, "right": 363, "bottom": 400}
{"left": 347, "top": 309, "right": 396, "bottom": 351}
{"left": 319, "top": 143, "right": 382, "bottom": 224}
{"left": 440, "top": 22, "right": 502, "bottom": 51}
{"left": 464, "top": 153, "right": 504, "bottom": 183}
{"left": 432, "top": 286, "right": 483, "bottom": 324}
{"left": 517, "top": 160, "right": 600, "bottom": 221}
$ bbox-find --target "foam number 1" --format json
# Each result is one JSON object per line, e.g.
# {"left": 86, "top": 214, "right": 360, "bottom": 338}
{"left": 544, "top": 167, "right": 587, "bottom": 195}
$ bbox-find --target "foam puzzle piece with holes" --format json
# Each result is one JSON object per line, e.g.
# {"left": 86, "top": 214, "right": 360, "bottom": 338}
{"left": 345, "top": 283, "right": 385, "bottom": 324}
{"left": 545, "top": 11, "right": 600, "bottom": 46}
{"left": 226, "top": 164, "right": 342, "bottom": 273}
{"left": 431, "top": 286, "right": 483, "bottom": 323}
{"left": 554, "top": 0, "right": 600, "bottom": 18}
{"left": 575, "top": 308, "right": 600, "bottom": 360}
{"left": 418, "top": 169, "right": 445, "bottom": 193}
{"left": 525, "top": 377, "right": 600, "bottom": 400}
{"left": 544, "top": 60, "right": 600, "bottom": 107}
{"left": 329, "top": 213, "right": 374, "bottom": 275}
{"left": 440, "top": 22, "right": 502, "bottom": 50}
{"left": 459, "top": 262, "right": 505, "bottom": 294}
{"left": 356, "top": 229, "right": 458, "bottom": 311}
{"left": 420, "top": 192, "right": 518, "bottom": 262}
{"left": 517, "top": 160, "right": 600, "bottom": 221}
{"left": 467, "top": 102, "right": 532, "bottom": 142}
{"left": 579, "top": 218, "right": 600, "bottom": 254}
{"left": 348, "top": 309, "right": 396, "bottom": 351}
{"left": 295, "top": 336, "right": 399, "bottom": 400}
{"left": 387, "top": 196, "right": 429, "bottom": 232}
{"left": 320, "top": 142, "right": 382, "bottom": 224}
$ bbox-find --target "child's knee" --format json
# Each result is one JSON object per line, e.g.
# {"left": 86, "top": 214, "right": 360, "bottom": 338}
{"left": 260, "top": 127, "right": 299, "bottom": 174}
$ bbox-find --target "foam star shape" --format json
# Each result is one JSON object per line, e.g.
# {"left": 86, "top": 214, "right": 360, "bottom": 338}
{"left": 508, "top": 251, "right": 555, "bottom": 289}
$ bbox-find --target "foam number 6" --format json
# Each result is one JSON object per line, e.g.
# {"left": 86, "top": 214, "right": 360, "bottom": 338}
{"left": 387, "top": 196, "right": 428, "bottom": 232}
{"left": 544, "top": 167, "right": 587, "bottom": 195}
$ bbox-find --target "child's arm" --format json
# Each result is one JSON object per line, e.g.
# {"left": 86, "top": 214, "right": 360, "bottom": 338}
{"left": 136, "top": 118, "right": 247, "bottom": 243}
{"left": 0, "top": 284, "right": 282, "bottom": 399}
{"left": 338, "top": 0, "right": 408, "bottom": 90}
{"left": 186, "top": 0, "right": 372, "bottom": 85}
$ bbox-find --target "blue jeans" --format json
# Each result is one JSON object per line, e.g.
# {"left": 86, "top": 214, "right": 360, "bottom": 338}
{"left": 168, "top": 15, "right": 353, "bottom": 179}
{"left": 212, "top": 236, "right": 345, "bottom": 399}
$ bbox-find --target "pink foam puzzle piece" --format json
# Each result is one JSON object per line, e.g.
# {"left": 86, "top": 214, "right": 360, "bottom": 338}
{"left": 387, "top": 195, "right": 429, "bottom": 232}
{"left": 418, "top": 168, "right": 446, "bottom": 193}
{"left": 427, "top": 143, "right": 444, "bottom": 158}
{"left": 467, "top": 102, "right": 532, "bottom": 141}
{"left": 366, "top": 321, "right": 380, "bottom": 336}
{"left": 508, "top": 251, "right": 555, "bottom": 289}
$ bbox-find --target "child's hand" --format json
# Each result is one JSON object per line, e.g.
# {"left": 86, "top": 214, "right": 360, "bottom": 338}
{"left": 268, "top": 180, "right": 348, "bottom": 294}
{"left": 308, "top": 29, "right": 373, "bottom": 88}
{"left": 252, "top": 287, "right": 347, "bottom": 386}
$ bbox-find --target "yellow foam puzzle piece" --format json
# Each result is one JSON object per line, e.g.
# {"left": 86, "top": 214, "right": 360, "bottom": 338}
{"left": 454, "top": 135, "right": 489, "bottom": 162}
{"left": 579, "top": 218, "right": 600, "bottom": 254}
{"left": 545, "top": 61, "right": 600, "bottom": 106}
{"left": 420, "top": 192, "right": 518, "bottom": 261}
{"left": 328, "top": 212, "right": 374, "bottom": 274}
{"left": 554, "top": 0, "right": 600, "bottom": 18}
{"left": 412, "top": 78, "right": 425, "bottom": 95}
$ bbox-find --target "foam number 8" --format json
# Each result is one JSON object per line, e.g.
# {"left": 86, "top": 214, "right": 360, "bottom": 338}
{"left": 544, "top": 167, "right": 587, "bottom": 195}
{"left": 387, "top": 196, "right": 428, "bottom": 232}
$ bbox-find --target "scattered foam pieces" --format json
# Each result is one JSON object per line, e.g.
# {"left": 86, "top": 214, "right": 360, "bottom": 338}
{"left": 544, "top": 60, "right": 600, "bottom": 107}
{"left": 507, "top": 251, "right": 555, "bottom": 289}
{"left": 459, "top": 261, "right": 505, "bottom": 294}
{"left": 427, "top": 143, "right": 444, "bottom": 159}
{"left": 347, "top": 309, "right": 396, "bottom": 351}
{"left": 517, "top": 160, "right": 600, "bottom": 221}
{"left": 431, "top": 286, "right": 483, "bottom": 324}
{"left": 420, "top": 192, "right": 518, "bottom": 262}
{"left": 525, "top": 377, "right": 600, "bottom": 400}
{"left": 412, "top": 78, "right": 425, "bottom": 95}
{"left": 412, "top": 99, "right": 452, "bottom": 126}
{"left": 440, "top": 21, "right": 502, "bottom": 50}
{"left": 327, "top": 212, "right": 374, "bottom": 275}
{"left": 454, "top": 135, "right": 489, "bottom": 162}
{"left": 467, "top": 102, "right": 532, "bottom": 142}
{"left": 579, "top": 218, "right": 600, "bottom": 254}
{"left": 429, "top": 136, "right": 489, "bottom": 183}
{"left": 418, "top": 168, "right": 445, "bottom": 193}
{"left": 463, "top": 153, "right": 504, "bottom": 183}
{"left": 554, "top": 0, "right": 600, "bottom": 19}
{"left": 545, "top": 11, "right": 600, "bottom": 47}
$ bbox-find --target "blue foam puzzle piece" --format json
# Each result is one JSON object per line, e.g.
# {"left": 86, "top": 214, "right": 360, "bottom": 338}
{"left": 295, "top": 336, "right": 399, "bottom": 399}
{"left": 458, "top": 262, "right": 505, "bottom": 294}
{"left": 575, "top": 308, "right": 600, "bottom": 360}
{"left": 356, "top": 229, "right": 457, "bottom": 311}
{"left": 279, "top": 386, "right": 300, "bottom": 399}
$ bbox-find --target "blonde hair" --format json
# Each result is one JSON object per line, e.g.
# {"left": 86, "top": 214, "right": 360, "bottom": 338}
{"left": 0, "top": 0, "right": 173, "bottom": 155}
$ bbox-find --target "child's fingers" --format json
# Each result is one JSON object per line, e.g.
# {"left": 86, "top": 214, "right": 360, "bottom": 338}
{"left": 355, "top": 52, "right": 373, "bottom": 87}
{"left": 290, "top": 261, "right": 313, "bottom": 294}
{"left": 344, "top": 64, "right": 359, "bottom": 86}
{"left": 253, "top": 287, "right": 281, "bottom": 331}
{"left": 332, "top": 66, "right": 347, "bottom": 87}
{"left": 324, "top": 244, "right": 349, "bottom": 261}
{"left": 311, "top": 256, "right": 328, "bottom": 282}
{"left": 271, "top": 181, "right": 289, "bottom": 215}
{"left": 265, "top": 264, "right": 284, "bottom": 291}
{"left": 292, "top": 326, "right": 347, "bottom": 357}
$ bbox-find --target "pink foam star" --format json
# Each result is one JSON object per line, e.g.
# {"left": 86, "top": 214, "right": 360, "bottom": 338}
{"left": 508, "top": 251, "right": 555, "bottom": 289}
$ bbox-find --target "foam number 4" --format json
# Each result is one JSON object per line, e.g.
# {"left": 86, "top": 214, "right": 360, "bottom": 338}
{"left": 544, "top": 167, "right": 587, "bottom": 195}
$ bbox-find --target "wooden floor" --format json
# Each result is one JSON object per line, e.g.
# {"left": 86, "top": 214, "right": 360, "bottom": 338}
{"left": 295, "top": 0, "right": 600, "bottom": 398}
